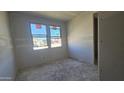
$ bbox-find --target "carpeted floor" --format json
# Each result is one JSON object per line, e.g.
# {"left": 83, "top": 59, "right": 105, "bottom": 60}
{"left": 16, "top": 59, "right": 99, "bottom": 81}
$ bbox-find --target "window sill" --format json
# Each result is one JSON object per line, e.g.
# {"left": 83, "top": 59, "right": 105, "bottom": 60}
{"left": 33, "top": 46, "right": 48, "bottom": 50}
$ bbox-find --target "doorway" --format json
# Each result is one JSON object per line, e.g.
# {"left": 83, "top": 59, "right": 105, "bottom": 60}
{"left": 93, "top": 13, "right": 98, "bottom": 65}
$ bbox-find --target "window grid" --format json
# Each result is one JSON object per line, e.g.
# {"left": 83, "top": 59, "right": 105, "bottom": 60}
{"left": 30, "top": 23, "right": 62, "bottom": 50}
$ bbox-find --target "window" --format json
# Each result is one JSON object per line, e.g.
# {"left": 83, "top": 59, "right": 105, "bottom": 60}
{"left": 30, "top": 23, "right": 62, "bottom": 50}
{"left": 50, "top": 25, "right": 62, "bottom": 48}
{"left": 30, "top": 23, "right": 48, "bottom": 50}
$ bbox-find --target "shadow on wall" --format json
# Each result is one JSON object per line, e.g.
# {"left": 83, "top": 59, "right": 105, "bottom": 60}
{"left": 0, "top": 12, "right": 15, "bottom": 80}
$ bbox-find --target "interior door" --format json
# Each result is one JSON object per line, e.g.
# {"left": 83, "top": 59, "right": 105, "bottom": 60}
{"left": 98, "top": 12, "right": 124, "bottom": 81}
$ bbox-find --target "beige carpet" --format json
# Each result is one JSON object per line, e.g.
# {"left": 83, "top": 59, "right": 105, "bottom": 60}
{"left": 16, "top": 59, "right": 99, "bottom": 81}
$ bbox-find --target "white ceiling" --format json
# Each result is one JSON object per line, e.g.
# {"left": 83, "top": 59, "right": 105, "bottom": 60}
{"left": 22, "top": 11, "right": 95, "bottom": 21}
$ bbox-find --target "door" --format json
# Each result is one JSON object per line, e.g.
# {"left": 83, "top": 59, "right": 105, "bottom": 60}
{"left": 98, "top": 12, "right": 124, "bottom": 80}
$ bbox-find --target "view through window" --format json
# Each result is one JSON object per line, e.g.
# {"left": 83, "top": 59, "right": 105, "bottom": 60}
{"left": 30, "top": 23, "right": 62, "bottom": 50}
{"left": 30, "top": 23, "right": 48, "bottom": 50}
{"left": 50, "top": 25, "right": 62, "bottom": 48}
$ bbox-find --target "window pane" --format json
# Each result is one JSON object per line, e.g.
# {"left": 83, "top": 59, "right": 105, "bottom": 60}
{"left": 30, "top": 23, "right": 48, "bottom": 50}
{"left": 51, "top": 37, "right": 62, "bottom": 48}
{"left": 31, "top": 24, "right": 47, "bottom": 35}
{"left": 50, "top": 25, "right": 62, "bottom": 48}
{"left": 50, "top": 26, "right": 61, "bottom": 36}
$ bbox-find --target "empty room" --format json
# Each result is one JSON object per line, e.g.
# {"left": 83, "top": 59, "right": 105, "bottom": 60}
{"left": 1, "top": 11, "right": 124, "bottom": 81}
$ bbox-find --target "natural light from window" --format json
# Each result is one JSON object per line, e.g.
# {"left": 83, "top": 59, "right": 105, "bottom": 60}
{"left": 50, "top": 25, "right": 62, "bottom": 48}
{"left": 30, "top": 23, "right": 48, "bottom": 50}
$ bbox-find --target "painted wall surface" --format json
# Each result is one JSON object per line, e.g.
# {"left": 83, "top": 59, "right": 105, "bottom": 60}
{"left": 98, "top": 12, "right": 124, "bottom": 80}
{"left": 9, "top": 12, "right": 68, "bottom": 69}
{"left": 67, "top": 13, "right": 94, "bottom": 64}
{"left": 0, "top": 12, "right": 15, "bottom": 80}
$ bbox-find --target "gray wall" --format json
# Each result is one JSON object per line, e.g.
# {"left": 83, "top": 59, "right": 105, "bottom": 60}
{"left": 0, "top": 12, "right": 15, "bottom": 80}
{"left": 98, "top": 12, "right": 124, "bottom": 80}
{"left": 9, "top": 12, "right": 68, "bottom": 69}
{"left": 67, "top": 12, "right": 94, "bottom": 64}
